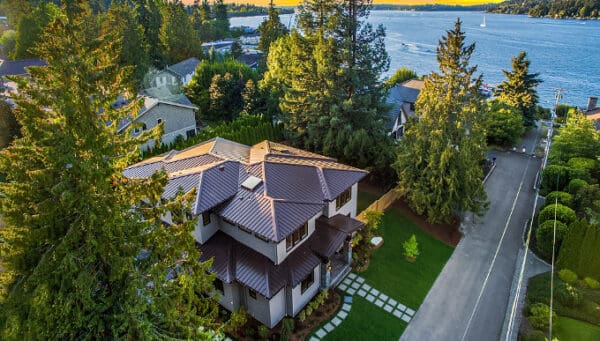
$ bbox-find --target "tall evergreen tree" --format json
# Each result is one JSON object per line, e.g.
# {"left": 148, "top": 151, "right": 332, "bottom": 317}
{"left": 258, "top": 1, "right": 289, "bottom": 56}
{"left": 0, "top": 2, "right": 219, "bottom": 338}
{"left": 213, "top": 0, "right": 229, "bottom": 40}
{"left": 494, "top": 51, "right": 541, "bottom": 126}
{"left": 134, "top": 0, "right": 164, "bottom": 67}
{"left": 0, "top": 100, "right": 20, "bottom": 148}
{"left": 103, "top": 3, "right": 150, "bottom": 87}
{"left": 12, "top": 2, "right": 59, "bottom": 59}
{"left": 160, "top": 1, "right": 201, "bottom": 66}
{"left": 394, "top": 19, "right": 488, "bottom": 224}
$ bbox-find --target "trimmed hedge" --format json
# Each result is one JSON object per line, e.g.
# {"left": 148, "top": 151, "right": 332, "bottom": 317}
{"left": 538, "top": 204, "right": 577, "bottom": 226}
{"left": 541, "top": 165, "right": 591, "bottom": 194}
{"left": 536, "top": 220, "right": 568, "bottom": 260}
{"left": 545, "top": 191, "right": 573, "bottom": 208}
{"left": 568, "top": 178, "right": 588, "bottom": 195}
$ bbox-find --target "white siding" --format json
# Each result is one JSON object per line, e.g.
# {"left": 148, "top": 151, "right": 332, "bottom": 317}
{"left": 276, "top": 212, "right": 319, "bottom": 263}
{"left": 218, "top": 282, "right": 240, "bottom": 312}
{"left": 290, "top": 266, "right": 321, "bottom": 316}
{"left": 268, "top": 289, "right": 287, "bottom": 327}
{"left": 245, "top": 287, "right": 274, "bottom": 327}
{"left": 220, "top": 220, "right": 278, "bottom": 263}
{"left": 327, "top": 183, "right": 358, "bottom": 218}
{"left": 192, "top": 212, "right": 219, "bottom": 244}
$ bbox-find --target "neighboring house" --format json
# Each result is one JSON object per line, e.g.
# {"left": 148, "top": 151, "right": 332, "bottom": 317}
{"left": 0, "top": 58, "right": 46, "bottom": 97}
{"left": 146, "top": 57, "right": 201, "bottom": 89}
{"left": 118, "top": 96, "right": 197, "bottom": 149}
{"left": 236, "top": 51, "right": 263, "bottom": 70}
{"left": 584, "top": 96, "right": 600, "bottom": 130}
{"left": 123, "top": 138, "right": 367, "bottom": 328}
{"left": 202, "top": 40, "right": 235, "bottom": 54}
{"left": 385, "top": 79, "right": 425, "bottom": 139}
{"left": 239, "top": 32, "right": 260, "bottom": 46}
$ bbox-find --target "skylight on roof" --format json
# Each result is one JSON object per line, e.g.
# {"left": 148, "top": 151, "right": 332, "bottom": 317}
{"left": 241, "top": 176, "right": 262, "bottom": 191}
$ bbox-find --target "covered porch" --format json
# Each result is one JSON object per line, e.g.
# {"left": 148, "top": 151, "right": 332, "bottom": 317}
{"left": 309, "top": 214, "right": 364, "bottom": 288}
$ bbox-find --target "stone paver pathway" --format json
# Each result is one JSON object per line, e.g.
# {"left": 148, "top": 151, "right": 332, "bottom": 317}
{"left": 310, "top": 272, "right": 416, "bottom": 340}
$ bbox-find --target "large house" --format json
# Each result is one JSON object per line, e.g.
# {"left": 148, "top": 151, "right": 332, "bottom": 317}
{"left": 584, "top": 96, "right": 600, "bottom": 130}
{"left": 146, "top": 57, "right": 201, "bottom": 89}
{"left": 123, "top": 138, "right": 367, "bottom": 327}
{"left": 118, "top": 96, "right": 197, "bottom": 149}
{"left": 385, "top": 79, "right": 425, "bottom": 139}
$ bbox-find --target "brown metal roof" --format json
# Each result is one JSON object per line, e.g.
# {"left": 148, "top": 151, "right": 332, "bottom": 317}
{"left": 198, "top": 231, "right": 321, "bottom": 298}
{"left": 124, "top": 137, "right": 368, "bottom": 242}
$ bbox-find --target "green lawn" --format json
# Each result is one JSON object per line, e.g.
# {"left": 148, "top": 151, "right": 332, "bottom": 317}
{"left": 317, "top": 207, "right": 454, "bottom": 340}
{"left": 361, "top": 209, "right": 454, "bottom": 308}
{"left": 323, "top": 296, "right": 406, "bottom": 341}
{"left": 356, "top": 190, "right": 381, "bottom": 214}
{"left": 555, "top": 316, "right": 600, "bottom": 341}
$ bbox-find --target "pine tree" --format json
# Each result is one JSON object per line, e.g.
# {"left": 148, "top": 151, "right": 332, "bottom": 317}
{"left": 160, "top": 1, "right": 202, "bottom": 66}
{"left": 213, "top": 0, "right": 230, "bottom": 40}
{"left": 258, "top": 0, "right": 289, "bottom": 56}
{"left": 0, "top": 100, "right": 20, "bottom": 148}
{"left": 0, "top": 2, "right": 218, "bottom": 338}
{"left": 394, "top": 19, "right": 488, "bottom": 224}
{"left": 494, "top": 51, "right": 541, "bottom": 126}
{"left": 103, "top": 3, "right": 150, "bottom": 88}
{"left": 135, "top": 0, "right": 164, "bottom": 67}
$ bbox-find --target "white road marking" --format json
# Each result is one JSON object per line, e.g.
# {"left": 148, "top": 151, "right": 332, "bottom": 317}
{"left": 461, "top": 156, "right": 532, "bottom": 341}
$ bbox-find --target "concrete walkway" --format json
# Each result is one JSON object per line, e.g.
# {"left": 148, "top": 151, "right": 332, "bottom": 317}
{"left": 401, "top": 126, "right": 542, "bottom": 341}
{"left": 310, "top": 272, "right": 415, "bottom": 340}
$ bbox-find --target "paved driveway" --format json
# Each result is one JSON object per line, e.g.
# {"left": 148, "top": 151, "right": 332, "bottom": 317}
{"left": 400, "top": 147, "right": 542, "bottom": 341}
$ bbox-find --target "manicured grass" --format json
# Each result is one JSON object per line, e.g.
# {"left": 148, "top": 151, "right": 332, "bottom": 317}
{"left": 323, "top": 296, "right": 406, "bottom": 341}
{"left": 356, "top": 190, "right": 381, "bottom": 213}
{"left": 555, "top": 316, "right": 600, "bottom": 341}
{"left": 361, "top": 209, "right": 454, "bottom": 308}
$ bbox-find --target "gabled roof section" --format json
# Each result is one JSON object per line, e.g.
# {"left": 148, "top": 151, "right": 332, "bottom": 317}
{"left": 117, "top": 96, "right": 198, "bottom": 132}
{"left": 167, "top": 57, "right": 201, "bottom": 78}
{"left": 199, "top": 231, "right": 320, "bottom": 298}
{"left": 124, "top": 137, "right": 367, "bottom": 242}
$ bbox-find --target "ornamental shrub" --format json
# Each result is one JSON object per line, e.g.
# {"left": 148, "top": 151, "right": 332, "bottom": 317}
{"left": 545, "top": 191, "right": 573, "bottom": 208}
{"left": 568, "top": 179, "right": 588, "bottom": 195}
{"left": 521, "top": 330, "right": 546, "bottom": 341}
{"left": 541, "top": 165, "right": 571, "bottom": 193}
{"left": 257, "top": 325, "right": 270, "bottom": 340}
{"left": 279, "top": 318, "right": 295, "bottom": 341}
{"left": 527, "top": 303, "right": 556, "bottom": 331}
{"left": 556, "top": 283, "right": 581, "bottom": 307}
{"left": 568, "top": 157, "right": 597, "bottom": 173}
{"left": 558, "top": 269, "right": 578, "bottom": 284}
{"left": 536, "top": 220, "right": 568, "bottom": 259}
{"left": 584, "top": 277, "right": 600, "bottom": 290}
{"left": 538, "top": 204, "right": 576, "bottom": 226}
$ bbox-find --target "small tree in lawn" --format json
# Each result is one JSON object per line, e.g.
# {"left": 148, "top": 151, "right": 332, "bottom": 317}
{"left": 403, "top": 234, "right": 420, "bottom": 262}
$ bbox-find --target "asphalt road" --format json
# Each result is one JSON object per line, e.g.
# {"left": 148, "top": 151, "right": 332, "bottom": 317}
{"left": 401, "top": 140, "right": 542, "bottom": 340}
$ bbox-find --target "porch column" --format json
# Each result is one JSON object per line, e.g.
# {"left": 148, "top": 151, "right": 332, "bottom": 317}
{"left": 344, "top": 240, "right": 352, "bottom": 264}
{"left": 321, "top": 260, "right": 331, "bottom": 288}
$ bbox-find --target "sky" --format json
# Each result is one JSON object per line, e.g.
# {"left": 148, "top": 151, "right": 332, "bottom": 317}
{"left": 181, "top": 1, "right": 503, "bottom": 6}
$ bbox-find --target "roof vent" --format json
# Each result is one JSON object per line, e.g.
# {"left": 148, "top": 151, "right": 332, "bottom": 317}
{"left": 219, "top": 165, "right": 225, "bottom": 171}
{"left": 241, "top": 176, "right": 262, "bottom": 191}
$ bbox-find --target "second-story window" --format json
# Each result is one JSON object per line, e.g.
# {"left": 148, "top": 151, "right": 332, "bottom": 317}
{"left": 286, "top": 222, "right": 308, "bottom": 250}
{"left": 336, "top": 188, "right": 352, "bottom": 210}
{"left": 202, "top": 212, "right": 211, "bottom": 226}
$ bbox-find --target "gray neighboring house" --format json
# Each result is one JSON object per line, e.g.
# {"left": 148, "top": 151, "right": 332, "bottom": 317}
{"left": 124, "top": 138, "right": 367, "bottom": 328}
{"left": 236, "top": 51, "right": 263, "bottom": 70}
{"left": 584, "top": 96, "right": 600, "bottom": 130}
{"left": 146, "top": 57, "right": 201, "bottom": 90}
{"left": 118, "top": 95, "right": 197, "bottom": 149}
{"left": 385, "top": 79, "right": 425, "bottom": 140}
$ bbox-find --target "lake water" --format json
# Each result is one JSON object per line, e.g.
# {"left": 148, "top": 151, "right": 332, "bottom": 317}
{"left": 231, "top": 11, "right": 600, "bottom": 108}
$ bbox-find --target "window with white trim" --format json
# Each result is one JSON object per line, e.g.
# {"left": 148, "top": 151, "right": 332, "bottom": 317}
{"left": 286, "top": 222, "right": 308, "bottom": 251}
{"left": 336, "top": 188, "right": 352, "bottom": 210}
{"left": 300, "top": 271, "right": 314, "bottom": 294}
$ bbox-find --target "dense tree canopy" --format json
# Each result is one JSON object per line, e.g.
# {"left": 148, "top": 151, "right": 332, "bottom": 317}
{"left": 0, "top": 100, "right": 20, "bottom": 148}
{"left": 550, "top": 111, "right": 600, "bottom": 163}
{"left": 258, "top": 1, "right": 289, "bottom": 56}
{"left": 12, "top": 2, "right": 59, "bottom": 59}
{"left": 394, "top": 19, "right": 488, "bottom": 224}
{"left": 0, "top": 2, "right": 218, "bottom": 338}
{"left": 159, "top": 1, "right": 202, "bottom": 66}
{"left": 494, "top": 51, "right": 541, "bottom": 126}
{"left": 490, "top": 0, "right": 600, "bottom": 19}
{"left": 485, "top": 100, "right": 525, "bottom": 146}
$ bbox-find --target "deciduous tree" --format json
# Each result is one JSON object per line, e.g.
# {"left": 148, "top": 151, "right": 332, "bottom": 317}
{"left": 0, "top": 2, "right": 218, "bottom": 338}
{"left": 394, "top": 19, "right": 488, "bottom": 224}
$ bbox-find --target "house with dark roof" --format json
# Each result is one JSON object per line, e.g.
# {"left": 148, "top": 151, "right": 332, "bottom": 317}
{"left": 584, "top": 96, "right": 600, "bottom": 130}
{"left": 236, "top": 51, "right": 263, "bottom": 70}
{"left": 124, "top": 138, "right": 367, "bottom": 328}
{"left": 146, "top": 57, "right": 201, "bottom": 90}
{"left": 385, "top": 79, "right": 425, "bottom": 140}
{"left": 118, "top": 96, "right": 197, "bottom": 149}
